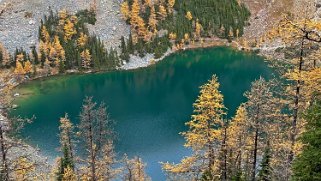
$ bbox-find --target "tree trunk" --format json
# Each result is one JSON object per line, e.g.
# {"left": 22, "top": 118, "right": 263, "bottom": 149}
{"left": 289, "top": 35, "right": 305, "bottom": 163}
{"left": 251, "top": 128, "right": 258, "bottom": 181}
{"left": 207, "top": 120, "right": 215, "bottom": 173}
{"left": 88, "top": 112, "right": 96, "bottom": 181}
{"left": 221, "top": 127, "right": 227, "bottom": 181}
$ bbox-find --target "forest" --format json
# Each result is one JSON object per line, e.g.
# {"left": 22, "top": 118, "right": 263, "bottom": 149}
{"left": 0, "top": 0, "right": 320, "bottom": 180}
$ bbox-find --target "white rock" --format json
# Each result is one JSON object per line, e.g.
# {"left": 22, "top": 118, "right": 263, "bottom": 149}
{"left": 28, "top": 19, "right": 36, "bottom": 25}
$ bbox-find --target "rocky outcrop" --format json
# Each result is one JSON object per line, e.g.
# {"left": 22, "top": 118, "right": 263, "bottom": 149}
{"left": 0, "top": 0, "right": 129, "bottom": 53}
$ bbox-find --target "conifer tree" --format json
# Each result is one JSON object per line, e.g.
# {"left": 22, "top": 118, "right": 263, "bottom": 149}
{"left": 292, "top": 99, "right": 321, "bottom": 180}
{"left": 13, "top": 157, "right": 35, "bottom": 181}
{"left": 78, "top": 32, "right": 88, "bottom": 48}
{"left": 158, "top": 5, "right": 167, "bottom": 20}
{"left": 167, "top": 0, "right": 175, "bottom": 14}
{"left": 162, "top": 75, "right": 226, "bottom": 179}
{"left": 244, "top": 78, "right": 280, "bottom": 181}
{"left": 23, "top": 60, "right": 32, "bottom": 75}
{"left": 148, "top": 5, "right": 158, "bottom": 35}
{"left": 63, "top": 19, "right": 77, "bottom": 41}
{"left": 57, "top": 114, "right": 75, "bottom": 181}
{"left": 78, "top": 97, "right": 115, "bottom": 180}
{"left": 185, "top": 11, "right": 193, "bottom": 21}
{"left": 120, "top": 1, "right": 130, "bottom": 20}
{"left": 80, "top": 49, "right": 92, "bottom": 69}
{"left": 123, "top": 155, "right": 150, "bottom": 181}
{"left": 258, "top": 143, "right": 272, "bottom": 181}
{"left": 14, "top": 61, "right": 25, "bottom": 77}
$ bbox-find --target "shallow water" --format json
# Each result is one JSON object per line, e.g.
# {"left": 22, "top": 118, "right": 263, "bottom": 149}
{"left": 12, "top": 47, "right": 271, "bottom": 180}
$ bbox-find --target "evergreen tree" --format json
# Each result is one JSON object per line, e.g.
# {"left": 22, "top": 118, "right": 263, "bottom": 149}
{"left": 292, "top": 99, "right": 321, "bottom": 181}
{"left": 57, "top": 114, "right": 75, "bottom": 181}
{"left": 258, "top": 142, "right": 272, "bottom": 181}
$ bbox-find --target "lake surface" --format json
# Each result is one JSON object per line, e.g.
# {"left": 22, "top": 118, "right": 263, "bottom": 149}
{"left": 12, "top": 47, "right": 271, "bottom": 180}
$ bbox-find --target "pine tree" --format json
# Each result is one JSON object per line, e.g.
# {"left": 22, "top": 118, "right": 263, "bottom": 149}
{"left": 292, "top": 99, "right": 321, "bottom": 181}
{"left": 258, "top": 144, "right": 272, "bottom": 181}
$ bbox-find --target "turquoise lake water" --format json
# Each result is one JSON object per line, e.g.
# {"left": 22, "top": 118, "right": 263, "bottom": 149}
{"left": 12, "top": 47, "right": 271, "bottom": 180}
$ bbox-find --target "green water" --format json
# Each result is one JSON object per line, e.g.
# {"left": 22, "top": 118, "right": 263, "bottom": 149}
{"left": 12, "top": 47, "right": 271, "bottom": 180}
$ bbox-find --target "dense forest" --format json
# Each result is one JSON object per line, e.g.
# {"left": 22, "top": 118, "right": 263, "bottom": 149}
{"left": 0, "top": 8, "right": 121, "bottom": 77}
{"left": 0, "top": 0, "right": 320, "bottom": 180}
{"left": 119, "top": 0, "right": 250, "bottom": 59}
{"left": 161, "top": 12, "right": 321, "bottom": 180}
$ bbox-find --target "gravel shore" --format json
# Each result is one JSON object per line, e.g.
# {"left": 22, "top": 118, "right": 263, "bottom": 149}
{"left": 121, "top": 49, "right": 173, "bottom": 70}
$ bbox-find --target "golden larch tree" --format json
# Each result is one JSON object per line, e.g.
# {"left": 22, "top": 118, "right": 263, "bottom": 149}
{"left": 185, "top": 11, "right": 193, "bottom": 21}
{"left": 120, "top": 1, "right": 130, "bottom": 20}
{"left": 23, "top": 60, "right": 33, "bottom": 75}
{"left": 162, "top": 75, "right": 226, "bottom": 179}
{"left": 81, "top": 49, "right": 92, "bottom": 69}
{"left": 167, "top": 0, "right": 175, "bottom": 14}
{"left": 78, "top": 32, "right": 88, "bottom": 48}
{"left": 63, "top": 19, "right": 77, "bottom": 41}
{"left": 148, "top": 5, "right": 158, "bottom": 35}
{"left": 158, "top": 5, "right": 167, "bottom": 20}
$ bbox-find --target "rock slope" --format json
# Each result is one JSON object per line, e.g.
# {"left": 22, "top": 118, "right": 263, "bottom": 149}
{"left": 0, "top": 0, "right": 129, "bottom": 53}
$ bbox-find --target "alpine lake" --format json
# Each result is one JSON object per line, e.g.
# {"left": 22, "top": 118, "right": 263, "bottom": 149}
{"left": 12, "top": 47, "right": 272, "bottom": 180}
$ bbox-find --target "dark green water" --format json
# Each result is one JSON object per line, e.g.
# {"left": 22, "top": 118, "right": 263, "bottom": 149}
{"left": 12, "top": 47, "right": 271, "bottom": 180}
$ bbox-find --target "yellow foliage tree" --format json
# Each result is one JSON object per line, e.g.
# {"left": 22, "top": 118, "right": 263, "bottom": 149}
{"left": 58, "top": 9, "right": 68, "bottom": 29}
{"left": 158, "top": 5, "right": 167, "bottom": 20}
{"left": 41, "top": 26, "right": 50, "bottom": 43}
{"left": 78, "top": 32, "right": 88, "bottom": 47}
{"left": 23, "top": 60, "right": 33, "bottom": 75}
{"left": 148, "top": 5, "right": 158, "bottom": 35}
{"left": 62, "top": 166, "right": 77, "bottom": 181}
{"left": 120, "top": 1, "right": 130, "bottom": 20}
{"left": 64, "top": 19, "right": 77, "bottom": 41}
{"left": 81, "top": 49, "right": 92, "bottom": 69}
{"left": 195, "top": 19, "right": 202, "bottom": 39}
{"left": 185, "top": 11, "right": 193, "bottom": 21}
{"left": 13, "top": 157, "right": 35, "bottom": 181}
{"left": 168, "top": 0, "right": 175, "bottom": 13}
{"left": 162, "top": 75, "right": 226, "bottom": 179}
{"left": 14, "top": 61, "right": 25, "bottom": 76}
{"left": 0, "top": 42, "right": 10, "bottom": 66}
{"left": 169, "top": 32, "right": 177, "bottom": 41}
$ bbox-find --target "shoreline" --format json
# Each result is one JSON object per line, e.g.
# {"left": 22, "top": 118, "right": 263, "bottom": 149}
{"left": 0, "top": 38, "right": 262, "bottom": 174}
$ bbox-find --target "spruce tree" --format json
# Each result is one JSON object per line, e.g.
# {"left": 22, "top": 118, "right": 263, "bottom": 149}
{"left": 292, "top": 99, "right": 321, "bottom": 181}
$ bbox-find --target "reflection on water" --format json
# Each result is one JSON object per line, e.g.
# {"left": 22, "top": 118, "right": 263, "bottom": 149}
{"left": 12, "top": 47, "right": 271, "bottom": 180}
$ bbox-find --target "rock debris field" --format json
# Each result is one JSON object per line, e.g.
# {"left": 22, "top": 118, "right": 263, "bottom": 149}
{"left": 0, "top": 0, "right": 129, "bottom": 53}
